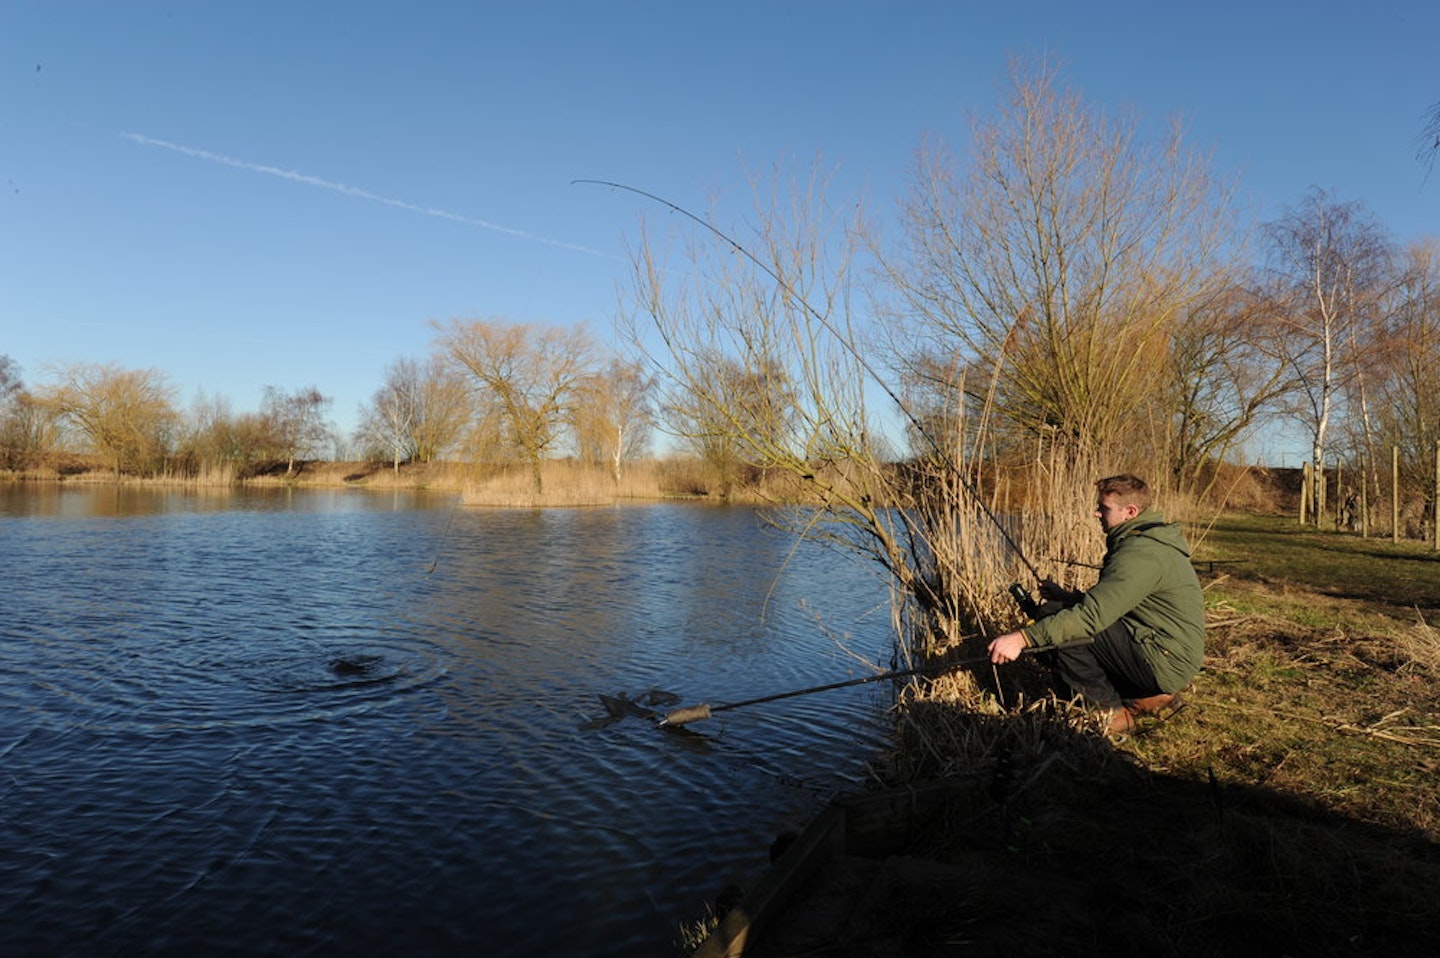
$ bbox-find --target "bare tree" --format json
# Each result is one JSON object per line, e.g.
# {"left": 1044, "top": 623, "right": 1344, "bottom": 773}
{"left": 411, "top": 357, "right": 471, "bottom": 464}
{"left": 619, "top": 160, "right": 1021, "bottom": 652}
{"left": 879, "top": 57, "right": 1239, "bottom": 467}
{"left": 571, "top": 358, "right": 653, "bottom": 483}
{"left": 620, "top": 163, "right": 882, "bottom": 496}
{"left": 1263, "top": 187, "right": 1392, "bottom": 519}
{"left": 434, "top": 319, "right": 597, "bottom": 493}
{"left": 0, "top": 357, "right": 58, "bottom": 470}
{"left": 179, "top": 394, "right": 277, "bottom": 475}
{"left": 261, "top": 385, "right": 333, "bottom": 475}
{"left": 0, "top": 394, "right": 58, "bottom": 470}
{"left": 357, "top": 361, "right": 419, "bottom": 470}
{"left": 1156, "top": 283, "right": 1291, "bottom": 496}
{"left": 1370, "top": 239, "right": 1440, "bottom": 530}
{"left": 40, "top": 362, "right": 178, "bottom": 476}
{"left": 0, "top": 356, "right": 19, "bottom": 405}
{"left": 655, "top": 348, "right": 799, "bottom": 495}
{"left": 174, "top": 391, "right": 239, "bottom": 477}
{"left": 356, "top": 357, "right": 472, "bottom": 471}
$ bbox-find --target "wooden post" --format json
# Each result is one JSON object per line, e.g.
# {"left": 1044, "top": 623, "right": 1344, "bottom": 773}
{"left": 1300, "top": 462, "right": 1310, "bottom": 526}
{"left": 1335, "top": 462, "right": 1344, "bottom": 530}
{"left": 1434, "top": 441, "right": 1439, "bottom": 552}
{"left": 1393, "top": 445, "right": 1401, "bottom": 543}
{"left": 1361, "top": 453, "right": 1371, "bottom": 538}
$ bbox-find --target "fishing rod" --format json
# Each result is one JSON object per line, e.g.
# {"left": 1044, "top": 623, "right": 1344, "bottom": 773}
{"left": 659, "top": 642, "right": 1078, "bottom": 728}
{"left": 574, "top": 178, "right": 1045, "bottom": 586}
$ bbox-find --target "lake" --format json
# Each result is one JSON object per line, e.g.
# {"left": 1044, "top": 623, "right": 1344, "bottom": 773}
{"left": 0, "top": 485, "right": 897, "bottom": 956}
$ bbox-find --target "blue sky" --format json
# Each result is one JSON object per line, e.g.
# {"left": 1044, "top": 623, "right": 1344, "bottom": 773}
{"left": 4, "top": 1, "right": 1437, "bottom": 462}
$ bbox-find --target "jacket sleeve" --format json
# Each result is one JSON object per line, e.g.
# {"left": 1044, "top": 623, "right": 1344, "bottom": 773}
{"left": 1022, "top": 540, "right": 1162, "bottom": 647}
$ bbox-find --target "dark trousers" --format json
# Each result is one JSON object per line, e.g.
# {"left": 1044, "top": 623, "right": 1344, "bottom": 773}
{"left": 1052, "top": 620, "right": 1161, "bottom": 710}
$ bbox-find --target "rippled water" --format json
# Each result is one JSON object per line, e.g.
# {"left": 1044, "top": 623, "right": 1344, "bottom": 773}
{"left": 0, "top": 485, "right": 896, "bottom": 956}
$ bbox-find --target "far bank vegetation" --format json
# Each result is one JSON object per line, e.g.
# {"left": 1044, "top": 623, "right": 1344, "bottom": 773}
{"left": 4, "top": 59, "right": 1438, "bottom": 571}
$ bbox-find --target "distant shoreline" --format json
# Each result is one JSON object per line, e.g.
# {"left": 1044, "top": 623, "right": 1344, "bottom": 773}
{"left": 0, "top": 459, "right": 778, "bottom": 507}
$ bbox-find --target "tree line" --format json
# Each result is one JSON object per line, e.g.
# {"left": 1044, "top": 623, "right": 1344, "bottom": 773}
{"left": 0, "top": 324, "right": 654, "bottom": 493}
{"left": 4, "top": 59, "right": 1438, "bottom": 537}
{"left": 0, "top": 361, "right": 342, "bottom": 482}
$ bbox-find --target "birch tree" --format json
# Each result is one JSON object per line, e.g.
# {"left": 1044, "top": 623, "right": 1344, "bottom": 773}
{"left": 1263, "top": 187, "right": 1391, "bottom": 520}
{"left": 261, "top": 386, "right": 333, "bottom": 475}
{"left": 357, "top": 357, "right": 470, "bottom": 471}
{"left": 570, "top": 358, "right": 653, "bottom": 483}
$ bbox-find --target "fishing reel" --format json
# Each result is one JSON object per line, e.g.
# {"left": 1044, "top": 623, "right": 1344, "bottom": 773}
{"left": 1008, "top": 582, "right": 1043, "bottom": 620}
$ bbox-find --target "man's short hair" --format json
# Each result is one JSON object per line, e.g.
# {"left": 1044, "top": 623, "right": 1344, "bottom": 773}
{"left": 1096, "top": 474, "right": 1151, "bottom": 512}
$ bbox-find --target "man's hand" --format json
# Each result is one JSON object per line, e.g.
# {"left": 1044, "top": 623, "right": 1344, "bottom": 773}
{"left": 988, "top": 631, "right": 1028, "bottom": 664}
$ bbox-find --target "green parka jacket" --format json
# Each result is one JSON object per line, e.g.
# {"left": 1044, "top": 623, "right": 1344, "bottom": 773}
{"left": 1021, "top": 508, "right": 1205, "bottom": 693}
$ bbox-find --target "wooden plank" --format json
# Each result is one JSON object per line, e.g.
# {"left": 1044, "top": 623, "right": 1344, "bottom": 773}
{"left": 692, "top": 777, "right": 980, "bottom": 957}
{"left": 692, "top": 806, "right": 847, "bottom": 958}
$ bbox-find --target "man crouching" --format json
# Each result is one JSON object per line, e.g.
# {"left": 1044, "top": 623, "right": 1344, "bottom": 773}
{"left": 987, "top": 474, "right": 1205, "bottom": 736}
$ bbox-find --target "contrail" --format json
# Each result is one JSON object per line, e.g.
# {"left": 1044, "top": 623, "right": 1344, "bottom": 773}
{"left": 121, "top": 132, "right": 611, "bottom": 257}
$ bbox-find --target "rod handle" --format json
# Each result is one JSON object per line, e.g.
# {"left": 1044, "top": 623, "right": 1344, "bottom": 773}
{"left": 659, "top": 704, "right": 713, "bottom": 727}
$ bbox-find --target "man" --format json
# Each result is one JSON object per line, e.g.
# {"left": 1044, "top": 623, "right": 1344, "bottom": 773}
{"left": 988, "top": 474, "right": 1205, "bottom": 735}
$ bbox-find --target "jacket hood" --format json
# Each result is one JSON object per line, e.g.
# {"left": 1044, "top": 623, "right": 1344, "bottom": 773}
{"left": 1107, "top": 507, "right": 1192, "bottom": 558}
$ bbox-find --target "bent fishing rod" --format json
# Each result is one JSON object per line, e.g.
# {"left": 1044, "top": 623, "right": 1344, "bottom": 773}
{"left": 575, "top": 178, "right": 1044, "bottom": 586}
{"left": 659, "top": 642, "right": 1080, "bottom": 728}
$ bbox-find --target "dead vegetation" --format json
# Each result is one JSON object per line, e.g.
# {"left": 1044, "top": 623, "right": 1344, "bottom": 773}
{"left": 746, "top": 575, "right": 1440, "bottom": 957}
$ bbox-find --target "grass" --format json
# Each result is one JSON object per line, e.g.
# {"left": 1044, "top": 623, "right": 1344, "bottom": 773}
{"left": 1194, "top": 511, "right": 1440, "bottom": 620}
{"left": 720, "top": 513, "right": 1440, "bottom": 957}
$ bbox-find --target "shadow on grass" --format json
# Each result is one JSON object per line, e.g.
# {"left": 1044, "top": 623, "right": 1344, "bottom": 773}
{"left": 741, "top": 698, "right": 1440, "bottom": 958}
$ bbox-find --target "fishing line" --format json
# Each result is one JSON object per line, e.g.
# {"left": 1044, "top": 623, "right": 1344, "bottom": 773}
{"left": 425, "top": 493, "right": 464, "bottom": 575}
{"left": 574, "top": 179, "right": 1043, "bottom": 584}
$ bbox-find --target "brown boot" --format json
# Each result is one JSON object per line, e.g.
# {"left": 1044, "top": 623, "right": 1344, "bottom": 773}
{"left": 1103, "top": 706, "right": 1136, "bottom": 737}
{"left": 1125, "top": 692, "right": 1185, "bottom": 718}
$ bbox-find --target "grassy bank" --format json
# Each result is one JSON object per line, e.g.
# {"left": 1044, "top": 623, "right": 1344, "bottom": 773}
{"left": 704, "top": 514, "right": 1440, "bottom": 956}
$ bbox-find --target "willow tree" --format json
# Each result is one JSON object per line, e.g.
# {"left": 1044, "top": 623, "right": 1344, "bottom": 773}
{"left": 881, "top": 58, "right": 1239, "bottom": 478}
{"left": 41, "top": 362, "right": 178, "bottom": 476}
{"left": 434, "top": 318, "right": 597, "bottom": 493}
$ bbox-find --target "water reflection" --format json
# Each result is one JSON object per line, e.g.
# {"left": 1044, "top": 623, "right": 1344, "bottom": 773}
{"left": 0, "top": 488, "right": 893, "bottom": 956}
{"left": 0, "top": 482, "right": 455, "bottom": 519}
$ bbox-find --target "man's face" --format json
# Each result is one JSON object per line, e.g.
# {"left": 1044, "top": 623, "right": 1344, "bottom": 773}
{"left": 1095, "top": 494, "right": 1138, "bottom": 532}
